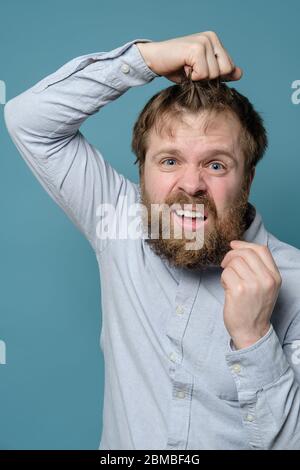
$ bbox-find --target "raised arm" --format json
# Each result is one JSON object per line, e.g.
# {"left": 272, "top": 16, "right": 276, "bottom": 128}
{"left": 4, "top": 31, "right": 242, "bottom": 252}
{"left": 4, "top": 38, "right": 158, "bottom": 252}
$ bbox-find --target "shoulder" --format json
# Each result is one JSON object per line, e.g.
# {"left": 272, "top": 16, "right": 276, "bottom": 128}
{"left": 267, "top": 231, "right": 300, "bottom": 332}
{"left": 267, "top": 231, "right": 300, "bottom": 270}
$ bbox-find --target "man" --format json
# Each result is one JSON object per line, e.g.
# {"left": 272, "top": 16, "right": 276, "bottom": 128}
{"left": 4, "top": 31, "right": 300, "bottom": 450}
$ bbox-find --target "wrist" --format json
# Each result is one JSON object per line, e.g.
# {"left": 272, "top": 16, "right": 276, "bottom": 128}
{"left": 136, "top": 42, "right": 156, "bottom": 72}
{"left": 231, "top": 323, "right": 271, "bottom": 350}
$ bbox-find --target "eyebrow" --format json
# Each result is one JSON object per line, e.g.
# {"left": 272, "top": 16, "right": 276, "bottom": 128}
{"left": 151, "top": 147, "right": 237, "bottom": 162}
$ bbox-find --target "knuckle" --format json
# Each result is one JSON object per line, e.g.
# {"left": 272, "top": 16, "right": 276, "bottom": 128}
{"left": 230, "top": 258, "right": 240, "bottom": 268}
{"left": 265, "top": 275, "right": 276, "bottom": 290}
{"left": 199, "top": 35, "right": 210, "bottom": 47}
{"left": 205, "top": 30, "right": 218, "bottom": 39}
{"left": 221, "top": 63, "right": 234, "bottom": 75}
{"left": 243, "top": 248, "right": 252, "bottom": 256}
{"left": 235, "top": 283, "right": 245, "bottom": 295}
{"left": 221, "top": 266, "right": 231, "bottom": 281}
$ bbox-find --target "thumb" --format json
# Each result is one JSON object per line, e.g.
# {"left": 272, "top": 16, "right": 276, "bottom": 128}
{"left": 184, "top": 64, "right": 193, "bottom": 78}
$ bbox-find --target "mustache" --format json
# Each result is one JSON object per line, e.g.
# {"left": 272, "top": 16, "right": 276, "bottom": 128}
{"left": 164, "top": 192, "right": 217, "bottom": 215}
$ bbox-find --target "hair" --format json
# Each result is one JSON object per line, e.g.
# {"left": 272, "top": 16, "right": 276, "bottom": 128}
{"left": 131, "top": 74, "right": 268, "bottom": 179}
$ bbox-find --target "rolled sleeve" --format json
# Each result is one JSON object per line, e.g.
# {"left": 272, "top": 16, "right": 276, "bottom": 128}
{"left": 31, "top": 39, "right": 159, "bottom": 95}
{"left": 4, "top": 39, "right": 159, "bottom": 253}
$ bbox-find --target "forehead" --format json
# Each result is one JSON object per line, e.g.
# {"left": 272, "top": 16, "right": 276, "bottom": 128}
{"left": 146, "top": 110, "right": 242, "bottom": 154}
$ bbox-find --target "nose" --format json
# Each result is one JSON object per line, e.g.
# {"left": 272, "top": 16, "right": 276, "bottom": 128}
{"left": 177, "top": 166, "right": 207, "bottom": 196}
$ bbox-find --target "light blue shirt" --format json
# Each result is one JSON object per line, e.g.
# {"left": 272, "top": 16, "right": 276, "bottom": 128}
{"left": 4, "top": 38, "right": 300, "bottom": 450}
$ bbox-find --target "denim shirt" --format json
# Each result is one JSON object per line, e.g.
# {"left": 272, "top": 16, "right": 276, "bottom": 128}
{"left": 4, "top": 38, "right": 300, "bottom": 450}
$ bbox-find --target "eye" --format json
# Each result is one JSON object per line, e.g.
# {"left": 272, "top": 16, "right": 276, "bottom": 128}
{"left": 161, "top": 158, "right": 177, "bottom": 166}
{"left": 208, "top": 162, "right": 225, "bottom": 171}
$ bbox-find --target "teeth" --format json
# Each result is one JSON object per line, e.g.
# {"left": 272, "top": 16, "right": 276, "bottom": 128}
{"left": 175, "top": 209, "right": 204, "bottom": 219}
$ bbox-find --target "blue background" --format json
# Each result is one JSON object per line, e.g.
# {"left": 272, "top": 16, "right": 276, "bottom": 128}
{"left": 0, "top": 0, "right": 299, "bottom": 449}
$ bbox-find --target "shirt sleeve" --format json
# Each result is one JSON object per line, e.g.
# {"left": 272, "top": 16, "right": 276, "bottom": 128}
{"left": 225, "top": 317, "right": 300, "bottom": 449}
{"left": 4, "top": 39, "right": 159, "bottom": 252}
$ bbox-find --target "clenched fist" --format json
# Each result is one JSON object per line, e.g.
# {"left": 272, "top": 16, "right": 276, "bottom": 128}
{"left": 136, "top": 31, "right": 243, "bottom": 83}
{"left": 220, "top": 240, "right": 282, "bottom": 350}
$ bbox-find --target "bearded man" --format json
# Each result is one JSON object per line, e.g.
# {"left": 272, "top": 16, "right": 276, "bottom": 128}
{"left": 4, "top": 31, "right": 300, "bottom": 450}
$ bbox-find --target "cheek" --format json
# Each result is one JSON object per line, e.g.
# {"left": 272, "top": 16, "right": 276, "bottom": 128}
{"left": 144, "top": 171, "right": 174, "bottom": 203}
{"left": 209, "top": 178, "right": 241, "bottom": 211}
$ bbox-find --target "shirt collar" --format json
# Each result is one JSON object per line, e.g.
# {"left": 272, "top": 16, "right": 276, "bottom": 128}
{"left": 243, "top": 202, "right": 268, "bottom": 246}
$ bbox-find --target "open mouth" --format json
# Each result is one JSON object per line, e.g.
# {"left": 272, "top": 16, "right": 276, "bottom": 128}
{"left": 172, "top": 209, "right": 208, "bottom": 231}
{"left": 174, "top": 209, "right": 207, "bottom": 221}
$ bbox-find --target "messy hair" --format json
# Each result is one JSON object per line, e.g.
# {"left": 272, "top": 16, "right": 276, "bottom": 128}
{"left": 131, "top": 75, "right": 268, "bottom": 178}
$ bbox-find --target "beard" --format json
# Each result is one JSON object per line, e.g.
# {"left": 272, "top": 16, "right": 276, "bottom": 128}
{"left": 139, "top": 175, "right": 251, "bottom": 270}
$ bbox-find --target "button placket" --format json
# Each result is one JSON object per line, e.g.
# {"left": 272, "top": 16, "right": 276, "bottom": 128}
{"left": 166, "top": 368, "right": 194, "bottom": 450}
{"left": 245, "top": 414, "right": 255, "bottom": 423}
{"left": 165, "top": 270, "right": 201, "bottom": 450}
{"left": 169, "top": 352, "right": 177, "bottom": 363}
{"left": 166, "top": 269, "right": 201, "bottom": 364}
{"left": 176, "top": 390, "right": 186, "bottom": 399}
{"left": 232, "top": 363, "right": 241, "bottom": 374}
{"left": 175, "top": 304, "right": 184, "bottom": 315}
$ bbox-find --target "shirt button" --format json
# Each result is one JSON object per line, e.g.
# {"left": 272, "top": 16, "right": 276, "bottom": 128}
{"left": 176, "top": 305, "right": 184, "bottom": 315}
{"left": 169, "top": 352, "right": 176, "bottom": 363}
{"left": 232, "top": 363, "right": 241, "bottom": 374}
{"left": 121, "top": 63, "right": 130, "bottom": 74}
{"left": 245, "top": 414, "right": 255, "bottom": 422}
{"left": 176, "top": 390, "right": 186, "bottom": 399}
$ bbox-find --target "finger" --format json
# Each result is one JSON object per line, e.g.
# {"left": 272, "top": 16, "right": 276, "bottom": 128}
{"left": 184, "top": 64, "right": 193, "bottom": 78}
{"left": 204, "top": 31, "right": 236, "bottom": 79}
{"left": 230, "top": 241, "right": 280, "bottom": 276}
{"left": 224, "top": 255, "right": 256, "bottom": 281}
{"left": 189, "top": 43, "right": 209, "bottom": 80}
{"left": 221, "top": 248, "right": 274, "bottom": 281}
{"left": 222, "top": 66, "right": 243, "bottom": 82}
{"left": 221, "top": 47, "right": 241, "bottom": 78}
{"left": 203, "top": 36, "right": 221, "bottom": 79}
{"left": 221, "top": 265, "right": 243, "bottom": 290}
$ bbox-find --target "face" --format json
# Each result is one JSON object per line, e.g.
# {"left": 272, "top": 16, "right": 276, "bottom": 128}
{"left": 139, "top": 110, "right": 255, "bottom": 270}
